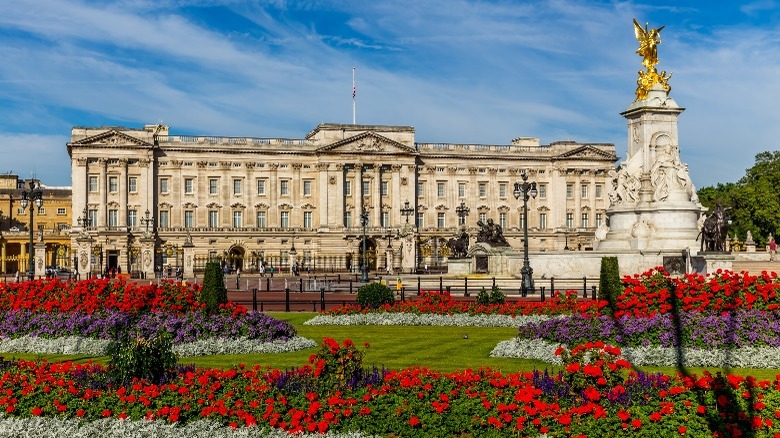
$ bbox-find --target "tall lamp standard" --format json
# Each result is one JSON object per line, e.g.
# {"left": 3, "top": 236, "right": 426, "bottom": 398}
{"left": 76, "top": 209, "right": 93, "bottom": 279}
{"left": 360, "top": 207, "right": 369, "bottom": 282}
{"left": 455, "top": 201, "right": 470, "bottom": 226}
{"left": 400, "top": 200, "right": 415, "bottom": 274}
{"left": 19, "top": 181, "right": 44, "bottom": 281}
{"left": 513, "top": 173, "right": 537, "bottom": 296}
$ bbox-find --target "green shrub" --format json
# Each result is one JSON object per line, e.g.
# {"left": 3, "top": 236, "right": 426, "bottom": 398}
{"left": 356, "top": 282, "right": 394, "bottom": 309}
{"left": 201, "top": 260, "right": 227, "bottom": 314}
{"left": 598, "top": 256, "right": 622, "bottom": 310}
{"left": 106, "top": 330, "right": 178, "bottom": 385}
{"left": 476, "top": 286, "right": 506, "bottom": 305}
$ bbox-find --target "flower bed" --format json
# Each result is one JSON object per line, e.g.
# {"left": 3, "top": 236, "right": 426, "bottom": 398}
{"left": 0, "top": 278, "right": 311, "bottom": 356}
{"left": 1, "top": 340, "right": 778, "bottom": 437}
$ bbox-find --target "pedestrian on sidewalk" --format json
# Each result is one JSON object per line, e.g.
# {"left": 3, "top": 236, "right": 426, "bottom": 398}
{"left": 770, "top": 238, "right": 777, "bottom": 262}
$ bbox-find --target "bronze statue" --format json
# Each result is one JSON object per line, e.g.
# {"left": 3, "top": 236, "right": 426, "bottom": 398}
{"left": 476, "top": 218, "right": 510, "bottom": 247}
{"left": 699, "top": 203, "right": 730, "bottom": 252}
{"left": 633, "top": 19, "right": 672, "bottom": 100}
{"left": 447, "top": 229, "right": 469, "bottom": 258}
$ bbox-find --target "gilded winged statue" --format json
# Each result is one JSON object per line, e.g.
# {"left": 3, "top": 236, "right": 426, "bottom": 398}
{"left": 633, "top": 19, "right": 672, "bottom": 100}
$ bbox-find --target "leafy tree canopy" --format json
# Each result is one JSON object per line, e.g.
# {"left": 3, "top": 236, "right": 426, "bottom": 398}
{"left": 697, "top": 151, "right": 780, "bottom": 246}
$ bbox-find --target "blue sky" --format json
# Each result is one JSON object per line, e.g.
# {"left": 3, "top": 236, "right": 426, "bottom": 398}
{"left": 1, "top": 1, "right": 779, "bottom": 189}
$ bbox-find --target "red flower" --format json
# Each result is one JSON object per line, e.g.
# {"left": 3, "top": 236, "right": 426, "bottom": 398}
{"left": 31, "top": 406, "right": 43, "bottom": 416}
{"left": 632, "top": 418, "right": 642, "bottom": 429}
{"left": 409, "top": 416, "right": 421, "bottom": 427}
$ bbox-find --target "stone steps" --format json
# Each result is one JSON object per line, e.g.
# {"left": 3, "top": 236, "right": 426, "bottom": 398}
{"left": 731, "top": 260, "right": 780, "bottom": 275}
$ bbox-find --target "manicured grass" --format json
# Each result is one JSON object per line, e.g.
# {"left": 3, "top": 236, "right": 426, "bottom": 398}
{"left": 4, "top": 311, "right": 780, "bottom": 380}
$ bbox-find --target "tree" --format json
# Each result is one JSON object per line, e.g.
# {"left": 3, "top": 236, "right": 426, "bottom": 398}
{"left": 697, "top": 151, "right": 780, "bottom": 247}
{"left": 201, "top": 261, "right": 227, "bottom": 314}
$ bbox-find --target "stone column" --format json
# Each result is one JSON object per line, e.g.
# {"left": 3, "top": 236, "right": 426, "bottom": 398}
{"left": 140, "top": 236, "right": 156, "bottom": 279}
{"left": 183, "top": 240, "right": 195, "bottom": 279}
{"left": 390, "top": 164, "right": 401, "bottom": 226}
{"left": 99, "top": 158, "right": 107, "bottom": 227}
{"left": 119, "top": 159, "right": 128, "bottom": 227}
{"left": 269, "top": 163, "right": 279, "bottom": 226}
{"left": 34, "top": 242, "right": 46, "bottom": 279}
{"left": 317, "top": 163, "right": 329, "bottom": 231}
{"left": 372, "top": 165, "right": 381, "bottom": 226}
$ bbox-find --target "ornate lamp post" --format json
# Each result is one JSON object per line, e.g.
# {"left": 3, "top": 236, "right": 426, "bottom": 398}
{"left": 140, "top": 209, "right": 154, "bottom": 234}
{"left": 513, "top": 173, "right": 538, "bottom": 296}
{"left": 360, "top": 206, "right": 369, "bottom": 282}
{"left": 77, "top": 207, "right": 92, "bottom": 229}
{"left": 19, "top": 181, "right": 43, "bottom": 281}
{"left": 400, "top": 200, "right": 414, "bottom": 224}
{"left": 289, "top": 229, "right": 297, "bottom": 275}
{"left": 455, "top": 201, "right": 470, "bottom": 226}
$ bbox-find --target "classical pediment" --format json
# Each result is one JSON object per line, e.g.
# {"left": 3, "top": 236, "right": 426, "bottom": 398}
{"left": 556, "top": 145, "right": 615, "bottom": 160}
{"left": 317, "top": 131, "right": 417, "bottom": 155}
{"left": 68, "top": 129, "right": 154, "bottom": 148}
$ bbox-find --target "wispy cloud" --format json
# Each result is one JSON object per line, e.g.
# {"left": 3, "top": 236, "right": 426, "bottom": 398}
{"left": 0, "top": 0, "right": 777, "bottom": 189}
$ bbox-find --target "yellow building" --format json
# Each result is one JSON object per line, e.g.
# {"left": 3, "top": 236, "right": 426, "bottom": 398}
{"left": 0, "top": 174, "right": 73, "bottom": 277}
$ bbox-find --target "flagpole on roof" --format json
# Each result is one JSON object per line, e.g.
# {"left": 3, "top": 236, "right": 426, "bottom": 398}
{"left": 352, "top": 67, "right": 356, "bottom": 125}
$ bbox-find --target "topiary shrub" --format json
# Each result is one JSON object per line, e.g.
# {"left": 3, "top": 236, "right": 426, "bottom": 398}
{"left": 477, "top": 286, "right": 506, "bottom": 305}
{"left": 598, "top": 256, "right": 622, "bottom": 312}
{"left": 356, "top": 282, "right": 394, "bottom": 309}
{"left": 106, "top": 329, "right": 178, "bottom": 385}
{"left": 201, "top": 260, "right": 227, "bottom": 314}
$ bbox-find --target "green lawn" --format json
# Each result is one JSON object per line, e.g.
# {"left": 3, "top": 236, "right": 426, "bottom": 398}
{"left": 5, "top": 311, "right": 779, "bottom": 380}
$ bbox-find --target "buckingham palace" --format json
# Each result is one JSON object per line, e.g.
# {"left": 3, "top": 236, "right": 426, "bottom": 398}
{"left": 67, "top": 122, "right": 617, "bottom": 278}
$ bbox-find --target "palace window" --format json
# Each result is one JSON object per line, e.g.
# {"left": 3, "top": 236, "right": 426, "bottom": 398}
{"left": 479, "top": 183, "right": 487, "bottom": 198}
{"left": 362, "top": 180, "right": 370, "bottom": 196}
{"left": 538, "top": 183, "right": 547, "bottom": 199}
{"left": 232, "top": 179, "right": 242, "bottom": 195}
{"left": 344, "top": 180, "right": 351, "bottom": 196}
{"left": 566, "top": 212, "right": 574, "bottom": 228}
{"left": 159, "top": 178, "right": 169, "bottom": 194}
{"left": 128, "top": 177, "right": 137, "bottom": 193}
{"left": 381, "top": 210, "right": 389, "bottom": 227}
{"left": 437, "top": 212, "right": 445, "bottom": 228}
{"left": 417, "top": 212, "right": 424, "bottom": 228}
{"left": 280, "top": 211, "right": 289, "bottom": 228}
{"left": 303, "top": 180, "right": 312, "bottom": 196}
{"left": 89, "top": 176, "right": 98, "bottom": 192}
{"left": 566, "top": 183, "right": 574, "bottom": 199}
{"left": 539, "top": 212, "right": 547, "bottom": 229}
{"left": 479, "top": 212, "right": 486, "bottom": 223}
{"left": 458, "top": 182, "right": 466, "bottom": 198}
{"left": 280, "top": 180, "right": 289, "bottom": 196}
{"left": 127, "top": 210, "right": 137, "bottom": 227}
{"left": 256, "top": 211, "right": 266, "bottom": 228}
{"left": 381, "top": 180, "right": 388, "bottom": 196}
{"left": 417, "top": 181, "right": 424, "bottom": 197}
{"left": 159, "top": 210, "right": 169, "bottom": 228}
{"left": 595, "top": 184, "right": 603, "bottom": 198}
{"left": 596, "top": 213, "right": 603, "bottom": 227}
{"left": 499, "top": 212, "right": 506, "bottom": 229}
{"left": 108, "top": 176, "right": 118, "bottom": 193}
{"left": 57, "top": 207, "right": 66, "bottom": 215}
{"left": 303, "top": 211, "right": 313, "bottom": 229}
{"left": 184, "top": 210, "right": 194, "bottom": 228}
{"left": 344, "top": 211, "right": 352, "bottom": 228}
{"left": 108, "top": 209, "right": 118, "bottom": 227}
{"left": 209, "top": 210, "right": 218, "bottom": 228}
{"left": 233, "top": 211, "right": 243, "bottom": 228}
{"left": 499, "top": 183, "right": 506, "bottom": 198}
{"left": 437, "top": 182, "right": 445, "bottom": 198}
{"left": 581, "top": 184, "right": 589, "bottom": 199}
{"left": 581, "top": 212, "right": 589, "bottom": 228}
{"left": 209, "top": 178, "right": 218, "bottom": 195}
{"left": 256, "top": 179, "right": 266, "bottom": 195}
{"left": 184, "top": 178, "right": 194, "bottom": 194}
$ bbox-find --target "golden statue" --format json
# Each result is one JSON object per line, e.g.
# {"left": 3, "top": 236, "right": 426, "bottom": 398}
{"left": 633, "top": 19, "right": 671, "bottom": 100}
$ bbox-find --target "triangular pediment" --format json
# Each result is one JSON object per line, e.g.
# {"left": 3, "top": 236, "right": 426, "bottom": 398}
{"left": 556, "top": 145, "right": 615, "bottom": 160}
{"left": 68, "top": 129, "right": 154, "bottom": 148}
{"left": 317, "top": 131, "right": 417, "bottom": 155}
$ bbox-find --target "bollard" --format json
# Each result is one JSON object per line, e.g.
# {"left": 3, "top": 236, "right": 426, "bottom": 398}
{"left": 550, "top": 277, "right": 555, "bottom": 297}
{"left": 439, "top": 276, "right": 443, "bottom": 294}
{"left": 300, "top": 277, "right": 303, "bottom": 293}
{"left": 540, "top": 286, "right": 546, "bottom": 302}
{"left": 252, "top": 288, "right": 257, "bottom": 312}
{"left": 349, "top": 279, "right": 353, "bottom": 294}
{"left": 266, "top": 277, "right": 271, "bottom": 292}
{"left": 464, "top": 277, "right": 469, "bottom": 297}
{"left": 337, "top": 274, "right": 341, "bottom": 283}
{"left": 285, "top": 288, "right": 290, "bottom": 312}
{"left": 401, "top": 286, "right": 405, "bottom": 302}
{"left": 320, "top": 287, "right": 326, "bottom": 311}
{"left": 417, "top": 276, "right": 421, "bottom": 295}
{"left": 591, "top": 285, "right": 597, "bottom": 300}
{"left": 492, "top": 276, "right": 496, "bottom": 289}
{"left": 236, "top": 276, "right": 239, "bottom": 290}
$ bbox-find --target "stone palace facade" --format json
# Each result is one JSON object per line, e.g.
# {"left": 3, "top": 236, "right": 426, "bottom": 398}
{"left": 67, "top": 123, "right": 617, "bottom": 278}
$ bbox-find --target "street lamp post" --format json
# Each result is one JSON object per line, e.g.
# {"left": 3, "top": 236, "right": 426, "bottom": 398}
{"left": 140, "top": 209, "right": 154, "bottom": 234}
{"left": 19, "top": 181, "right": 43, "bottom": 281}
{"left": 289, "top": 230, "right": 297, "bottom": 275}
{"left": 455, "top": 201, "right": 470, "bottom": 226}
{"left": 360, "top": 207, "right": 369, "bottom": 282}
{"left": 400, "top": 200, "right": 414, "bottom": 224}
{"left": 513, "top": 173, "right": 538, "bottom": 297}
